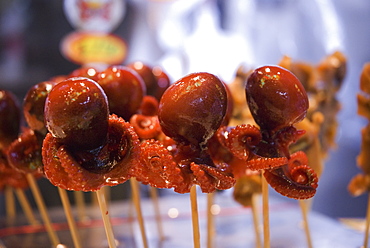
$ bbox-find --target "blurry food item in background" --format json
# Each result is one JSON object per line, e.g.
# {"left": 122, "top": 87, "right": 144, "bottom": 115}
{"left": 227, "top": 65, "right": 254, "bottom": 127}
{"left": 292, "top": 112, "right": 325, "bottom": 177}
{"left": 348, "top": 63, "right": 370, "bottom": 197}
{"left": 279, "top": 51, "right": 346, "bottom": 178}
{"left": 233, "top": 171, "right": 261, "bottom": 207}
{"left": 0, "top": 89, "right": 30, "bottom": 189}
{"left": 0, "top": 90, "right": 21, "bottom": 151}
{"left": 358, "top": 63, "right": 370, "bottom": 120}
{"left": 316, "top": 51, "right": 346, "bottom": 155}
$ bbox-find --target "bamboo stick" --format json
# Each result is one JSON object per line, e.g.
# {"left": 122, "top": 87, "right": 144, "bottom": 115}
{"left": 26, "top": 173, "right": 60, "bottom": 247}
{"left": 207, "top": 192, "right": 215, "bottom": 248}
{"left": 58, "top": 188, "right": 82, "bottom": 248}
{"left": 150, "top": 186, "right": 165, "bottom": 242}
{"left": 130, "top": 178, "right": 148, "bottom": 248}
{"left": 262, "top": 175, "right": 270, "bottom": 248}
{"left": 190, "top": 185, "right": 201, "bottom": 248}
{"left": 96, "top": 188, "right": 117, "bottom": 248}
{"left": 251, "top": 194, "right": 262, "bottom": 248}
{"left": 15, "top": 188, "right": 39, "bottom": 226}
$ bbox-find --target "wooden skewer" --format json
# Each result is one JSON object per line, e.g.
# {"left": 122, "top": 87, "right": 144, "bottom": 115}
{"left": 262, "top": 175, "right": 270, "bottom": 248}
{"left": 150, "top": 186, "right": 165, "bottom": 242}
{"left": 251, "top": 194, "right": 262, "bottom": 248}
{"left": 127, "top": 193, "right": 136, "bottom": 239}
{"left": 104, "top": 185, "right": 111, "bottom": 203}
{"left": 299, "top": 200, "right": 313, "bottom": 248}
{"left": 74, "top": 191, "right": 87, "bottom": 222}
{"left": 96, "top": 188, "right": 117, "bottom": 248}
{"left": 207, "top": 192, "right": 215, "bottom": 248}
{"left": 5, "top": 186, "right": 16, "bottom": 223}
{"left": 363, "top": 193, "right": 370, "bottom": 248}
{"left": 26, "top": 173, "right": 60, "bottom": 247}
{"left": 130, "top": 178, "right": 149, "bottom": 248}
{"left": 58, "top": 187, "right": 82, "bottom": 248}
{"left": 190, "top": 185, "right": 201, "bottom": 248}
{"left": 92, "top": 186, "right": 110, "bottom": 206}
{"left": 14, "top": 188, "right": 39, "bottom": 226}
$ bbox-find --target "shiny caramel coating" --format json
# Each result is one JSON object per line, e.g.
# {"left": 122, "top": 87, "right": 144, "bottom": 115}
{"left": 44, "top": 77, "right": 109, "bottom": 150}
{"left": 245, "top": 65, "right": 309, "bottom": 132}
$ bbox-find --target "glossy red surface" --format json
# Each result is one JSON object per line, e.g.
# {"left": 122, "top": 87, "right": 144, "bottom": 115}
{"left": 245, "top": 65, "right": 308, "bottom": 131}
{"left": 98, "top": 65, "right": 146, "bottom": 120}
{"left": 23, "top": 81, "right": 55, "bottom": 134}
{"left": 44, "top": 77, "right": 109, "bottom": 150}
{"left": 158, "top": 72, "right": 228, "bottom": 147}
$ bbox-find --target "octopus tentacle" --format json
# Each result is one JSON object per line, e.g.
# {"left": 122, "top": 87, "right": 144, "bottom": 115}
{"left": 289, "top": 165, "right": 318, "bottom": 188}
{"left": 165, "top": 163, "right": 193, "bottom": 194}
{"left": 140, "top": 95, "right": 159, "bottom": 116}
{"left": 214, "top": 126, "right": 230, "bottom": 148}
{"left": 273, "top": 126, "right": 306, "bottom": 158}
{"left": 223, "top": 124, "right": 262, "bottom": 161}
{"left": 263, "top": 160, "right": 318, "bottom": 200}
{"left": 133, "top": 139, "right": 174, "bottom": 188}
{"left": 130, "top": 114, "right": 162, "bottom": 140}
{"left": 7, "top": 128, "right": 44, "bottom": 176}
{"left": 43, "top": 114, "right": 140, "bottom": 191}
{"left": 190, "top": 163, "right": 217, "bottom": 193}
{"left": 199, "top": 163, "right": 236, "bottom": 190}
{"left": 247, "top": 156, "right": 288, "bottom": 171}
{"left": 288, "top": 151, "right": 309, "bottom": 170}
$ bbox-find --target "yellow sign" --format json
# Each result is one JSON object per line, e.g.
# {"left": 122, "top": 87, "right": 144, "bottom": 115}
{"left": 61, "top": 31, "right": 127, "bottom": 65}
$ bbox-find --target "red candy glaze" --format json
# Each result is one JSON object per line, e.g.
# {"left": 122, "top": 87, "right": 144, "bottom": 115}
{"left": 128, "top": 62, "right": 171, "bottom": 100}
{"left": 158, "top": 72, "right": 228, "bottom": 148}
{"left": 98, "top": 65, "right": 146, "bottom": 121}
{"left": 42, "top": 76, "right": 141, "bottom": 191}
{"left": 23, "top": 81, "right": 55, "bottom": 135}
{"left": 152, "top": 66, "right": 171, "bottom": 100}
{"left": 246, "top": 65, "right": 309, "bottom": 131}
{"left": 43, "top": 115, "right": 140, "bottom": 191}
{"left": 242, "top": 65, "right": 318, "bottom": 199}
{"left": 7, "top": 128, "right": 44, "bottom": 176}
{"left": 44, "top": 77, "right": 109, "bottom": 150}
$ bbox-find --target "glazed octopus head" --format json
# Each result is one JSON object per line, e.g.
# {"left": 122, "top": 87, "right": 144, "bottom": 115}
{"left": 158, "top": 72, "right": 228, "bottom": 148}
{"left": 127, "top": 61, "right": 171, "bottom": 101}
{"left": 44, "top": 77, "right": 109, "bottom": 150}
{"left": 98, "top": 65, "right": 146, "bottom": 121}
{"left": 245, "top": 65, "right": 309, "bottom": 131}
{"left": 23, "top": 81, "right": 55, "bottom": 135}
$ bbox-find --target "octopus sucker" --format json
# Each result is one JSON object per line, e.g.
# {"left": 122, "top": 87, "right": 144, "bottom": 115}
{"left": 133, "top": 139, "right": 173, "bottom": 188}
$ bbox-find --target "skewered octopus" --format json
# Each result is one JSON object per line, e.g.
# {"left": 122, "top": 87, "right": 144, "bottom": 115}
{"left": 7, "top": 81, "right": 56, "bottom": 177}
{"left": 153, "top": 72, "right": 236, "bottom": 193}
{"left": 40, "top": 65, "right": 318, "bottom": 199}
{"left": 42, "top": 77, "right": 141, "bottom": 191}
{"left": 221, "top": 65, "right": 318, "bottom": 199}
{"left": 0, "top": 90, "right": 30, "bottom": 190}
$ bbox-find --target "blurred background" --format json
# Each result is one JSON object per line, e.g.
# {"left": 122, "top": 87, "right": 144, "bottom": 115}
{"left": 0, "top": 0, "right": 370, "bottom": 220}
